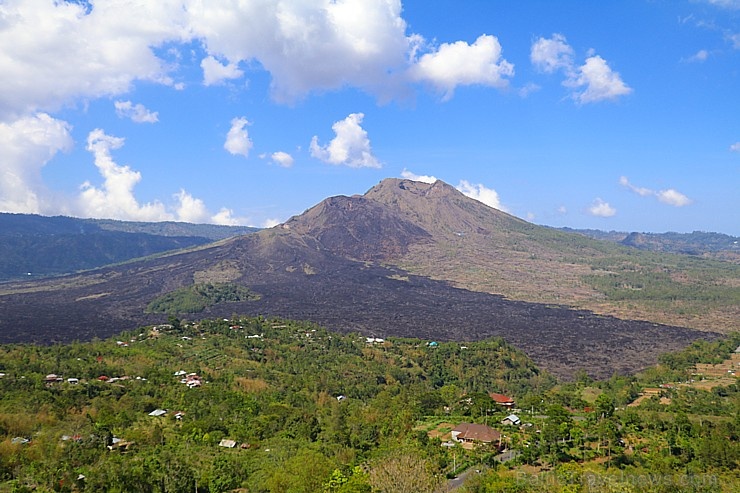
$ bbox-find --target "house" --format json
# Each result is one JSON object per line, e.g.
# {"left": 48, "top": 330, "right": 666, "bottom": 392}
{"left": 219, "top": 439, "right": 237, "bottom": 448}
{"left": 45, "top": 374, "right": 62, "bottom": 383}
{"left": 148, "top": 409, "right": 167, "bottom": 417}
{"left": 67, "top": 378, "right": 79, "bottom": 385}
{"left": 489, "top": 393, "right": 515, "bottom": 408}
{"left": 451, "top": 423, "right": 501, "bottom": 447}
{"left": 502, "top": 414, "right": 521, "bottom": 426}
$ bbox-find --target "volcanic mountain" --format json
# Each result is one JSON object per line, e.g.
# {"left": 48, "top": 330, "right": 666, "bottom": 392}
{"left": 0, "top": 178, "right": 730, "bottom": 379}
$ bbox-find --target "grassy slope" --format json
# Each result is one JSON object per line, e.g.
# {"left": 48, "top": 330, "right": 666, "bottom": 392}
{"left": 364, "top": 180, "right": 739, "bottom": 333}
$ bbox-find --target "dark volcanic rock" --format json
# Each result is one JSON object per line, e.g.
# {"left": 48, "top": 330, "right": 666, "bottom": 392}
{"left": 0, "top": 179, "right": 721, "bottom": 380}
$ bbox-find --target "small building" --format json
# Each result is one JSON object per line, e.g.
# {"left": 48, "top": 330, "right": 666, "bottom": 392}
{"left": 489, "top": 392, "right": 515, "bottom": 408}
{"left": 502, "top": 414, "right": 521, "bottom": 426}
{"left": 451, "top": 423, "right": 501, "bottom": 447}
{"left": 67, "top": 378, "right": 79, "bottom": 385}
{"left": 219, "top": 439, "right": 237, "bottom": 448}
{"left": 148, "top": 409, "right": 167, "bottom": 417}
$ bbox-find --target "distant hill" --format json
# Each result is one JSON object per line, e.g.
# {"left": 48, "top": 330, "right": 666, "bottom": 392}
{"left": 0, "top": 213, "right": 257, "bottom": 281}
{"left": 1, "top": 179, "right": 733, "bottom": 379}
{"left": 563, "top": 228, "right": 740, "bottom": 260}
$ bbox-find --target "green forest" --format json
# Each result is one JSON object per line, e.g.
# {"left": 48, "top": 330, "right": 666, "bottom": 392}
{"left": 0, "top": 317, "right": 738, "bottom": 492}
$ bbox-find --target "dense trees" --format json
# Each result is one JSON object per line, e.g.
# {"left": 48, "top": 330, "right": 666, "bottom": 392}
{"left": 0, "top": 320, "right": 737, "bottom": 492}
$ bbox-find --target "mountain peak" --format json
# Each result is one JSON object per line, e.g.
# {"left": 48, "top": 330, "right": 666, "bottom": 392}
{"left": 366, "top": 178, "right": 457, "bottom": 200}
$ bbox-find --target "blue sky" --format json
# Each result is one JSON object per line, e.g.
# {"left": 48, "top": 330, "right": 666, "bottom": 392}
{"left": 1, "top": 0, "right": 738, "bottom": 234}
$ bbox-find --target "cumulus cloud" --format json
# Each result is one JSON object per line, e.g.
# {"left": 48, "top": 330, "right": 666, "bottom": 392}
{"left": 409, "top": 34, "right": 514, "bottom": 100}
{"left": 531, "top": 34, "right": 631, "bottom": 103}
{"left": 0, "top": 113, "right": 73, "bottom": 214}
{"left": 401, "top": 169, "right": 437, "bottom": 183}
{"left": 656, "top": 189, "right": 692, "bottom": 207}
{"left": 114, "top": 100, "right": 159, "bottom": 123}
{"left": 186, "top": 0, "right": 412, "bottom": 103}
{"left": 588, "top": 198, "right": 616, "bottom": 217}
{"left": 261, "top": 218, "right": 282, "bottom": 228}
{"left": 730, "top": 142, "right": 740, "bottom": 152}
{"left": 79, "top": 129, "right": 171, "bottom": 221}
{"left": 456, "top": 180, "right": 507, "bottom": 211}
{"left": 78, "top": 129, "right": 246, "bottom": 224}
{"left": 567, "top": 55, "right": 632, "bottom": 104}
{"left": 211, "top": 207, "right": 245, "bottom": 226}
{"left": 619, "top": 176, "right": 692, "bottom": 207}
{"left": 531, "top": 33, "right": 574, "bottom": 73}
{"left": 224, "top": 117, "right": 253, "bottom": 157}
{"left": 0, "top": 0, "right": 186, "bottom": 120}
{"left": 270, "top": 151, "right": 294, "bottom": 168}
{"left": 201, "top": 55, "right": 244, "bottom": 86}
{"left": 310, "top": 113, "right": 381, "bottom": 168}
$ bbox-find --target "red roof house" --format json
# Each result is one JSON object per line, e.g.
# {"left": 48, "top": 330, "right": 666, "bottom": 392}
{"left": 489, "top": 393, "right": 515, "bottom": 407}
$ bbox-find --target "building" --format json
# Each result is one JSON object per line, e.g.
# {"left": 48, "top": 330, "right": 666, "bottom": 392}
{"left": 489, "top": 392, "right": 515, "bottom": 408}
{"left": 451, "top": 422, "right": 501, "bottom": 447}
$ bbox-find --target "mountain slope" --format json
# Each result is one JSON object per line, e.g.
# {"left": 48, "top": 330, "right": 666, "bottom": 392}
{"left": 0, "top": 178, "right": 731, "bottom": 379}
{"left": 0, "top": 213, "right": 256, "bottom": 281}
{"left": 359, "top": 180, "right": 738, "bottom": 333}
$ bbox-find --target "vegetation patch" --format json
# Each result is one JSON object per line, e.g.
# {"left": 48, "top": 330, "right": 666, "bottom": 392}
{"left": 145, "top": 283, "right": 260, "bottom": 314}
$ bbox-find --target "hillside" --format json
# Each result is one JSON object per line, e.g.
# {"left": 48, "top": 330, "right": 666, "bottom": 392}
{"left": 358, "top": 180, "right": 739, "bottom": 333}
{"left": 0, "top": 213, "right": 256, "bottom": 281}
{"left": 0, "top": 318, "right": 737, "bottom": 492}
{"left": 0, "top": 179, "right": 731, "bottom": 380}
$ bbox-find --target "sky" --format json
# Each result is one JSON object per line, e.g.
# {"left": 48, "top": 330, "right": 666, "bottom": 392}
{"left": 0, "top": 0, "right": 738, "bottom": 235}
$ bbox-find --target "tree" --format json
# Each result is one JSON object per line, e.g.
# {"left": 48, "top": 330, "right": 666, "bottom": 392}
{"left": 368, "top": 450, "right": 441, "bottom": 493}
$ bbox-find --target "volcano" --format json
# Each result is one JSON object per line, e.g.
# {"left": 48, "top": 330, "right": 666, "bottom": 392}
{"left": 0, "top": 178, "right": 719, "bottom": 379}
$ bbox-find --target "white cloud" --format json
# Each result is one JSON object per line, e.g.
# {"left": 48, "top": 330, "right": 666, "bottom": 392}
{"left": 0, "top": 0, "right": 187, "bottom": 120}
{"left": 211, "top": 207, "right": 246, "bottom": 226}
{"left": 186, "top": 0, "right": 412, "bottom": 103}
{"left": 201, "top": 55, "right": 244, "bottom": 86}
{"left": 0, "top": 113, "right": 73, "bottom": 214}
{"left": 588, "top": 198, "right": 616, "bottom": 217}
{"left": 310, "top": 113, "right": 381, "bottom": 168}
{"left": 270, "top": 151, "right": 294, "bottom": 168}
{"left": 78, "top": 129, "right": 245, "bottom": 224}
{"left": 656, "top": 189, "right": 692, "bottom": 207}
{"left": 224, "top": 117, "right": 253, "bottom": 157}
{"left": 531, "top": 33, "right": 574, "bottom": 73}
{"left": 261, "top": 218, "right": 282, "bottom": 228}
{"left": 173, "top": 189, "right": 210, "bottom": 224}
{"left": 456, "top": 180, "right": 507, "bottom": 211}
{"left": 619, "top": 176, "right": 692, "bottom": 207}
{"left": 401, "top": 169, "right": 437, "bottom": 183}
{"left": 518, "top": 83, "right": 540, "bottom": 98}
{"left": 531, "top": 34, "right": 631, "bottom": 104}
{"left": 730, "top": 142, "right": 740, "bottom": 152}
{"left": 618, "top": 176, "right": 652, "bottom": 196}
{"left": 114, "top": 100, "right": 159, "bottom": 123}
{"left": 79, "top": 129, "right": 171, "bottom": 221}
{"left": 567, "top": 55, "right": 632, "bottom": 104}
{"left": 409, "top": 34, "right": 514, "bottom": 100}
{"left": 526, "top": 212, "right": 535, "bottom": 221}
{"left": 685, "top": 49, "right": 710, "bottom": 62}
{"left": 557, "top": 205, "right": 568, "bottom": 214}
